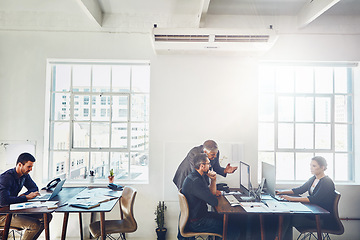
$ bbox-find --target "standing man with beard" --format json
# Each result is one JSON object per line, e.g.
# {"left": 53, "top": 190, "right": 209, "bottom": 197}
{"left": 0, "top": 152, "right": 52, "bottom": 240}
{"left": 173, "top": 140, "right": 238, "bottom": 190}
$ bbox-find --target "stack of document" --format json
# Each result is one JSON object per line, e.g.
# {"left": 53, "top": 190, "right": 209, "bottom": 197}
{"left": 10, "top": 201, "right": 59, "bottom": 210}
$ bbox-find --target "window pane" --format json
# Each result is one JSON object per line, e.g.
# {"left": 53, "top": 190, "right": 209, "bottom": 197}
{"left": 315, "top": 124, "right": 331, "bottom": 149}
{"left": 278, "top": 96, "right": 294, "bottom": 121}
{"left": 111, "top": 123, "right": 128, "bottom": 148}
{"left": 258, "top": 123, "right": 274, "bottom": 150}
{"left": 110, "top": 152, "right": 129, "bottom": 179}
{"left": 315, "top": 97, "right": 331, "bottom": 122}
{"left": 276, "top": 152, "right": 294, "bottom": 180}
{"left": 51, "top": 122, "right": 70, "bottom": 150}
{"left": 315, "top": 68, "right": 333, "bottom": 93}
{"left": 295, "top": 123, "right": 313, "bottom": 149}
{"left": 295, "top": 97, "right": 313, "bottom": 122}
{"left": 112, "top": 66, "right": 131, "bottom": 92}
{"left": 53, "top": 65, "right": 71, "bottom": 92}
{"left": 73, "top": 122, "right": 90, "bottom": 148}
{"left": 335, "top": 124, "right": 349, "bottom": 151}
{"left": 73, "top": 65, "right": 91, "bottom": 92}
{"left": 92, "top": 95, "right": 110, "bottom": 121}
{"left": 112, "top": 96, "right": 128, "bottom": 121}
{"left": 90, "top": 152, "right": 109, "bottom": 178}
{"left": 52, "top": 151, "right": 68, "bottom": 178}
{"left": 335, "top": 95, "right": 351, "bottom": 123}
{"left": 131, "top": 123, "right": 149, "bottom": 151}
{"left": 295, "top": 67, "right": 313, "bottom": 93}
{"left": 130, "top": 152, "right": 148, "bottom": 181}
{"left": 278, "top": 123, "right": 294, "bottom": 149}
{"left": 70, "top": 152, "right": 89, "bottom": 180}
{"left": 259, "top": 94, "right": 274, "bottom": 121}
{"left": 334, "top": 68, "right": 348, "bottom": 93}
{"left": 91, "top": 123, "right": 110, "bottom": 148}
{"left": 93, "top": 65, "right": 111, "bottom": 92}
{"left": 131, "top": 94, "right": 149, "bottom": 121}
{"left": 51, "top": 93, "right": 70, "bottom": 120}
{"left": 132, "top": 65, "right": 150, "bottom": 93}
{"left": 335, "top": 153, "right": 349, "bottom": 181}
{"left": 276, "top": 67, "right": 294, "bottom": 93}
{"left": 295, "top": 153, "right": 313, "bottom": 181}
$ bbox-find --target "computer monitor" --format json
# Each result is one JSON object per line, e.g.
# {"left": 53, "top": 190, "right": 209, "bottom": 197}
{"left": 239, "top": 161, "right": 251, "bottom": 194}
{"left": 262, "top": 162, "right": 276, "bottom": 197}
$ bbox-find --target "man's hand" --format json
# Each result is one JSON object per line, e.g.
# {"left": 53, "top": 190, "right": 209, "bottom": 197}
{"left": 207, "top": 170, "right": 217, "bottom": 180}
{"left": 25, "top": 191, "right": 40, "bottom": 200}
{"left": 216, "top": 190, "right": 222, "bottom": 196}
{"left": 224, "top": 163, "right": 238, "bottom": 174}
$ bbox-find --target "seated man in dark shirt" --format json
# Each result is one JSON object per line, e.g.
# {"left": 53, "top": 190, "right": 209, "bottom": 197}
{"left": 182, "top": 153, "right": 242, "bottom": 240}
{"left": 0, "top": 152, "right": 52, "bottom": 240}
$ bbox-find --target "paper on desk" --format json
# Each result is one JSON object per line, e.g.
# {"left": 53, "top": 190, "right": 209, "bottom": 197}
{"left": 10, "top": 202, "right": 42, "bottom": 210}
{"left": 240, "top": 202, "right": 269, "bottom": 212}
{"left": 283, "top": 202, "right": 312, "bottom": 212}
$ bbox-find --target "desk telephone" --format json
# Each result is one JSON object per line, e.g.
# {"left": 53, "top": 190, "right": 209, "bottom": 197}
{"left": 216, "top": 183, "right": 230, "bottom": 193}
{"left": 42, "top": 178, "right": 61, "bottom": 192}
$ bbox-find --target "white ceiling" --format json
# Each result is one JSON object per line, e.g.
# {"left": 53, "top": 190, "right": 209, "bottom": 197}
{"left": 0, "top": 0, "right": 359, "bottom": 32}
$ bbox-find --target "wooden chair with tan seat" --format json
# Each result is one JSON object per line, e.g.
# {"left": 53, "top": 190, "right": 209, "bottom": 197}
{"left": 89, "top": 186, "right": 137, "bottom": 240}
{"left": 295, "top": 190, "right": 344, "bottom": 240}
{"left": 178, "top": 190, "right": 223, "bottom": 240}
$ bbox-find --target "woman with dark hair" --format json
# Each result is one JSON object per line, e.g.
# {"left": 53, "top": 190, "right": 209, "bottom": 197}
{"left": 276, "top": 156, "right": 336, "bottom": 238}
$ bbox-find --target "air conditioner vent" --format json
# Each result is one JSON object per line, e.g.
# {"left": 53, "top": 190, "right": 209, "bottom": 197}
{"left": 214, "top": 35, "right": 270, "bottom": 43}
{"left": 154, "top": 34, "right": 209, "bottom": 42}
{"left": 152, "top": 28, "right": 278, "bottom": 54}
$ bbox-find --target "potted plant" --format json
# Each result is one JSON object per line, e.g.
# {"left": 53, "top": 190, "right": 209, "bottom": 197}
{"left": 108, "top": 169, "right": 114, "bottom": 183}
{"left": 154, "top": 201, "right": 167, "bottom": 240}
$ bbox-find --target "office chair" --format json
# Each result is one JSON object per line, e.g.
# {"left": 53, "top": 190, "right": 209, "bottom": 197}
{"left": 89, "top": 186, "right": 137, "bottom": 240}
{"left": 178, "top": 190, "right": 223, "bottom": 240}
{"left": 295, "top": 191, "right": 344, "bottom": 240}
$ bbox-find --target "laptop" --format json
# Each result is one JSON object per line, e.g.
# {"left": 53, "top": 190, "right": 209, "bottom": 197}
{"left": 28, "top": 179, "right": 66, "bottom": 201}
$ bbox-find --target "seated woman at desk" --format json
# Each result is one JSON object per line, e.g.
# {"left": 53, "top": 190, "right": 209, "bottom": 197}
{"left": 276, "top": 156, "right": 336, "bottom": 237}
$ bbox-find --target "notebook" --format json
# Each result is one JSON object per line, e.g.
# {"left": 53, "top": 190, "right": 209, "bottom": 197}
{"left": 28, "top": 179, "right": 66, "bottom": 201}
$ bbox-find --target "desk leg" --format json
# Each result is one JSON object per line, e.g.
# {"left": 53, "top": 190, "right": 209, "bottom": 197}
{"left": 79, "top": 213, "right": 83, "bottom": 240}
{"left": 44, "top": 213, "right": 50, "bottom": 240}
{"left": 90, "top": 212, "right": 96, "bottom": 239}
{"left": 315, "top": 215, "right": 322, "bottom": 240}
{"left": 278, "top": 215, "right": 283, "bottom": 240}
{"left": 2, "top": 213, "right": 12, "bottom": 240}
{"left": 260, "top": 215, "right": 265, "bottom": 240}
{"left": 100, "top": 212, "right": 106, "bottom": 240}
{"left": 61, "top": 212, "right": 69, "bottom": 240}
{"left": 222, "top": 214, "right": 228, "bottom": 240}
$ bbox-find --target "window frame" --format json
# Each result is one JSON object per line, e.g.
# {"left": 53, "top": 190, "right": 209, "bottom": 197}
{"left": 258, "top": 63, "right": 354, "bottom": 183}
{"left": 44, "top": 59, "right": 150, "bottom": 184}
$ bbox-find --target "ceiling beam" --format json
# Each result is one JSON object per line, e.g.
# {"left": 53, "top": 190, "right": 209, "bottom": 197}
{"left": 298, "top": 0, "right": 341, "bottom": 28}
{"left": 199, "top": 0, "right": 211, "bottom": 27}
{"left": 75, "top": 0, "right": 103, "bottom": 27}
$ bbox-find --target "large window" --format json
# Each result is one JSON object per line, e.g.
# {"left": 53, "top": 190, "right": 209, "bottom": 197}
{"left": 47, "top": 61, "right": 150, "bottom": 183}
{"left": 258, "top": 65, "right": 353, "bottom": 182}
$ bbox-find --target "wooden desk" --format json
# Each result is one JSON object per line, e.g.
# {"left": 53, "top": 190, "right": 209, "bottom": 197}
{"left": 1, "top": 187, "right": 121, "bottom": 240}
{"left": 215, "top": 195, "right": 330, "bottom": 240}
{"left": 55, "top": 187, "right": 122, "bottom": 240}
{"left": 0, "top": 204, "right": 53, "bottom": 240}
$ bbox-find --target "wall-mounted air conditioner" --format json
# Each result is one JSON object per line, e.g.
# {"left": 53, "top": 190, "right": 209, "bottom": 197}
{"left": 152, "top": 28, "right": 278, "bottom": 54}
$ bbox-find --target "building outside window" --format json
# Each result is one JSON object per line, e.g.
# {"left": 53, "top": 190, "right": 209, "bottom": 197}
{"left": 47, "top": 60, "right": 150, "bottom": 183}
{"left": 258, "top": 64, "right": 353, "bottom": 182}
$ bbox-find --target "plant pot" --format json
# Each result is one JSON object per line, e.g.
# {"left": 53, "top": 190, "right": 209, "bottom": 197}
{"left": 108, "top": 176, "right": 114, "bottom": 183}
{"left": 156, "top": 228, "right": 167, "bottom": 240}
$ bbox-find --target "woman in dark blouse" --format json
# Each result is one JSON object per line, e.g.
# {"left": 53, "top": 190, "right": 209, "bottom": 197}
{"left": 276, "top": 156, "right": 337, "bottom": 237}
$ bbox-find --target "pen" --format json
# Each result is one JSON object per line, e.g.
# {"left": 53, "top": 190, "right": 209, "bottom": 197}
{"left": 261, "top": 201, "right": 269, "bottom": 208}
{"left": 58, "top": 203, "right": 68, "bottom": 207}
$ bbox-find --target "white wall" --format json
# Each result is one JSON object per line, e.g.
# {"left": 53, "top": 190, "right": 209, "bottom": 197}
{"left": 0, "top": 29, "right": 360, "bottom": 239}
